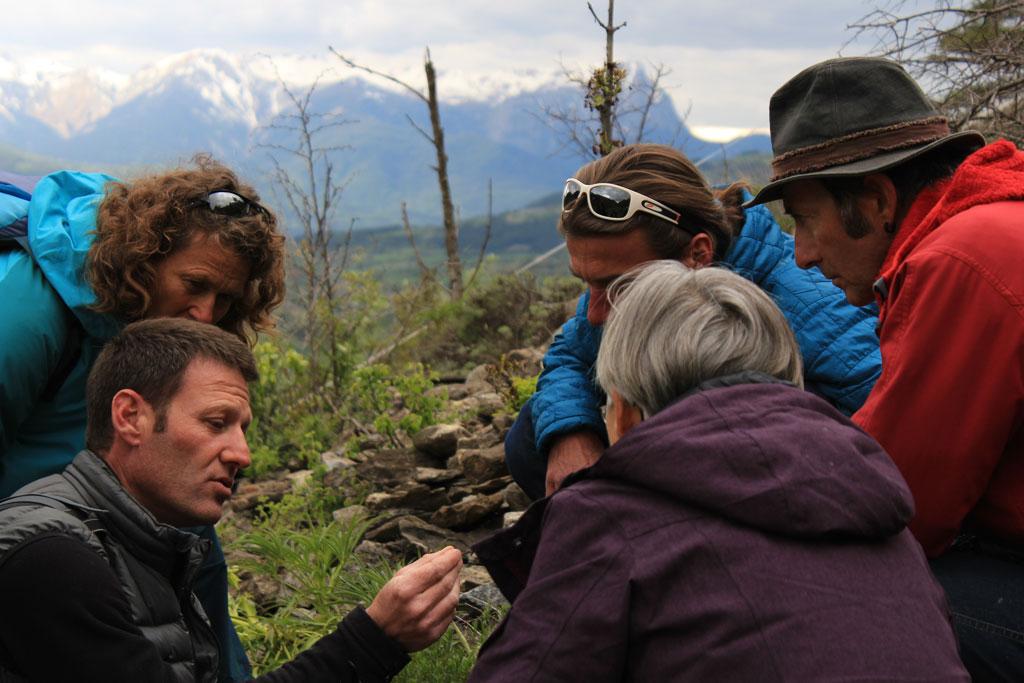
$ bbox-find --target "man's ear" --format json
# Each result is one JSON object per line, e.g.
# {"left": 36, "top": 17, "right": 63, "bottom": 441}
{"left": 859, "top": 174, "right": 899, "bottom": 231}
{"left": 608, "top": 390, "right": 644, "bottom": 444}
{"left": 681, "top": 232, "right": 714, "bottom": 268}
{"left": 110, "top": 389, "right": 150, "bottom": 447}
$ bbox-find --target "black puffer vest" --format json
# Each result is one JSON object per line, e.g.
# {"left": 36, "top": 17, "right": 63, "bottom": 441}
{"left": 0, "top": 451, "right": 219, "bottom": 682}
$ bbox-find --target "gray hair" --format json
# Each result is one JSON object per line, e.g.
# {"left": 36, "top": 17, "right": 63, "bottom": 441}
{"left": 595, "top": 261, "right": 803, "bottom": 417}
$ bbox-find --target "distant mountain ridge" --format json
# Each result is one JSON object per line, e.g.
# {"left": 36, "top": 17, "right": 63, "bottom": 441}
{"left": 0, "top": 49, "right": 771, "bottom": 226}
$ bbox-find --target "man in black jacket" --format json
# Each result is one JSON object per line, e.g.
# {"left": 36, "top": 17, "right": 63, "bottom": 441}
{"left": 0, "top": 318, "right": 462, "bottom": 682}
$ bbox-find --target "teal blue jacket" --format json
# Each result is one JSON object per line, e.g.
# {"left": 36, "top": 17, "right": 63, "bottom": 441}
{"left": 0, "top": 172, "right": 120, "bottom": 496}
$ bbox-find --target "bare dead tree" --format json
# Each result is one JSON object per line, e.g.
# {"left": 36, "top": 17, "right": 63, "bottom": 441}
{"left": 257, "top": 69, "right": 355, "bottom": 394}
{"left": 539, "top": 2, "right": 676, "bottom": 159}
{"left": 589, "top": 1, "right": 627, "bottom": 156}
{"left": 850, "top": 0, "right": 1024, "bottom": 145}
{"left": 331, "top": 46, "right": 469, "bottom": 299}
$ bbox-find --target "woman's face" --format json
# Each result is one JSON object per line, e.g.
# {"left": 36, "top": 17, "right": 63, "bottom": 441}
{"left": 147, "top": 232, "right": 250, "bottom": 325}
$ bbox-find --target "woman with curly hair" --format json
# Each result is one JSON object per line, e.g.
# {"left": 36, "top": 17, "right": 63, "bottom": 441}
{"left": 0, "top": 156, "right": 285, "bottom": 681}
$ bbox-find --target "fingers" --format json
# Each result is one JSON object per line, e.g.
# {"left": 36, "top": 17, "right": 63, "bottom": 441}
{"left": 389, "top": 548, "right": 458, "bottom": 618}
{"left": 367, "top": 547, "right": 464, "bottom": 652}
{"left": 403, "top": 568, "right": 462, "bottom": 652}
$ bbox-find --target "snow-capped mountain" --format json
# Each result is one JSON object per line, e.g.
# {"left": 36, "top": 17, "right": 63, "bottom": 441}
{"left": 0, "top": 49, "right": 771, "bottom": 226}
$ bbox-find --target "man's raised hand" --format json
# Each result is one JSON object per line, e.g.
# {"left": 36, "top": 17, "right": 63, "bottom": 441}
{"left": 366, "top": 546, "right": 463, "bottom": 652}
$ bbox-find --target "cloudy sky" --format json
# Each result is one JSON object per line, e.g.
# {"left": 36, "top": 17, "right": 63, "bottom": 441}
{"left": 1, "top": 0, "right": 884, "bottom": 139}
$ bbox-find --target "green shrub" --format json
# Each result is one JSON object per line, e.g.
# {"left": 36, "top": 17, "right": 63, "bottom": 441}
{"left": 345, "top": 363, "right": 444, "bottom": 447}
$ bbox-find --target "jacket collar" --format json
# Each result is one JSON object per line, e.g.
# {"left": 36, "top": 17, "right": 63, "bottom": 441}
{"left": 874, "top": 140, "right": 1024, "bottom": 320}
{"left": 62, "top": 450, "right": 208, "bottom": 580}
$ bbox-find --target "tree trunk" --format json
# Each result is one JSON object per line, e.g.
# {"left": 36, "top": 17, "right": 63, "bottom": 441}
{"left": 424, "top": 56, "right": 463, "bottom": 300}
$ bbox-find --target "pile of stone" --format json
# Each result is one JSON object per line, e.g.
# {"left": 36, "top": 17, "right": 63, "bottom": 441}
{"left": 227, "top": 348, "right": 544, "bottom": 612}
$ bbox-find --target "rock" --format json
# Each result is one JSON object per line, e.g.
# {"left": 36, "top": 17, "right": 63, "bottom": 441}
{"left": 501, "top": 482, "right": 531, "bottom": 511}
{"left": 364, "top": 483, "right": 449, "bottom": 512}
{"left": 346, "top": 449, "right": 369, "bottom": 463}
{"left": 286, "top": 469, "right": 314, "bottom": 489}
{"left": 364, "top": 515, "right": 467, "bottom": 555}
{"left": 321, "top": 451, "right": 356, "bottom": 472}
{"left": 459, "top": 565, "right": 493, "bottom": 592}
{"left": 447, "top": 476, "right": 512, "bottom": 503}
{"left": 412, "top": 424, "right": 461, "bottom": 460}
{"left": 354, "top": 540, "right": 392, "bottom": 564}
{"left": 362, "top": 510, "right": 417, "bottom": 540}
{"left": 355, "top": 449, "right": 419, "bottom": 486}
{"left": 503, "top": 511, "right": 524, "bottom": 528}
{"left": 454, "top": 392, "right": 506, "bottom": 420}
{"left": 237, "top": 571, "right": 284, "bottom": 610}
{"left": 457, "top": 425, "right": 504, "bottom": 449}
{"left": 332, "top": 504, "right": 369, "bottom": 528}
{"left": 459, "top": 582, "right": 509, "bottom": 617}
{"left": 358, "top": 434, "right": 387, "bottom": 450}
{"left": 414, "top": 467, "right": 462, "bottom": 485}
{"left": 431, "top": 492, "right": 504, "bottom": 530}
{"left": 505, "top": 348, "right": 544, "bottom": 377}
{"left": 231, "top": 479, "right": 292, "bottom": 511}
{"left": 398, "top": 516, "right": 468, "bottom": 555}
{"left": 490, "top": 412, "right": 515, "bottom": 433}
{"left": 456, "top": 445, "right": 508, "bottom": 484}
{"left": 432, "top": 383, "right": 469, "bottom": 400}
{"left": 465, "top": 364, "right": 495, "bottom": 394}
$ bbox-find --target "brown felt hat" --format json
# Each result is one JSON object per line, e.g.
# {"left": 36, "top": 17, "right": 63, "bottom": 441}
{"left": 745, "top": 57, "right": 985, "bottom": 207}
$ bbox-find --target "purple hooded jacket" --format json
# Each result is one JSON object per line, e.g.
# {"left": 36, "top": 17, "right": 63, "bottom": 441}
{"left": 470, "top": 376, "right": 967, "bottom": 682}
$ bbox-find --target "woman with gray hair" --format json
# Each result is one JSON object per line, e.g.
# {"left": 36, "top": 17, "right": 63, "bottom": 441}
{"left": 469, "top": 261, "right": 967, "bottom": 682}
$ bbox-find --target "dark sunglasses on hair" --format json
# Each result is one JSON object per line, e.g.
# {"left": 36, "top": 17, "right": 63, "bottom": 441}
{"left": 562, "top": 178, "right": 683, "bottom": 228}
{"left": 193, "top": 190, "right": 270, "bottom": 218}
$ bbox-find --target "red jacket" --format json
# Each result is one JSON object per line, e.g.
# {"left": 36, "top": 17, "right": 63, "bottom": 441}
{"left": 854, "top": 140, "right": 1024, "bottom": 557}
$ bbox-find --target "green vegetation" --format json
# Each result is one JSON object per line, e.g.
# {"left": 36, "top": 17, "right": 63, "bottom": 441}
{"left": 222, "top": 481, "right": 504, "bottom": 680}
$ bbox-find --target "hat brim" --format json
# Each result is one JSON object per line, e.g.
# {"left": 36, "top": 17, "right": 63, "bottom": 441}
{"left": 743, "top": 130, "right": 986, "bottom": 208}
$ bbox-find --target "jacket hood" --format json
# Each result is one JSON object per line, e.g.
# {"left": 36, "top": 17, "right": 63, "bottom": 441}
{"left": 880, "top": 140, "right": 1024, "bottom": 290}
{"left": 585, "top": 377, "right": 914, "bottom": 540}
{"left": 27, "top": 170, "right": 121, "bottom": 340}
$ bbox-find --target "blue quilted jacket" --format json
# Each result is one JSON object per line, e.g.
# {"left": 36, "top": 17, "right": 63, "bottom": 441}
{"left": 531, "top": 200, "right": 882, "bottom": 454}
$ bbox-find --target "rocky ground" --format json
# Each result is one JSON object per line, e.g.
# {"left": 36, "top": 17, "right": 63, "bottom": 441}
{"left": 222, "top": 348, "right": 546, "bottom": 618}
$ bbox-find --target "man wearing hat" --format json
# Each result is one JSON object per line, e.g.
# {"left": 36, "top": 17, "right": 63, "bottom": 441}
{"left": 748, "top": 56, "right": 1024, "bottom": 679}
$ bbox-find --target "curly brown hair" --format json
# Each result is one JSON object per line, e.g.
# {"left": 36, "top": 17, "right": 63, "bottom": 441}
{"left": 87, "top": 155, "right": 285, "bottom": 343}
{"left": 559, "top": 143, "right": 749, "bottom": 262}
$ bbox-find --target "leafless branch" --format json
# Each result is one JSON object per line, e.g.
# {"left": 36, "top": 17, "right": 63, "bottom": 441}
{"left": 329, "top": 47, "right": 428, "bottom": 103}
{"left": 401, "top": 202, "right": 436, "bottom": 283}
{"left": 465, "top": 178, "right": 493, "bottom": 292}
{"left": 849, "top": 1, "right": 1024, "bottom": 145}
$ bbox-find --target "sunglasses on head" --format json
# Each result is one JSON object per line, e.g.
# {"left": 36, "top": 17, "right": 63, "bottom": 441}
{"left": 562, "top": 178, "right": 683, "bottom": 228}
{"left": 193, "top": 190, "right": 270, "bottom": 218}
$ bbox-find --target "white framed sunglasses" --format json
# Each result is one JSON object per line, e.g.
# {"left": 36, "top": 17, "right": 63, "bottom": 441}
{"left": 562, "top": 178, "right": 683, "bottom": 227}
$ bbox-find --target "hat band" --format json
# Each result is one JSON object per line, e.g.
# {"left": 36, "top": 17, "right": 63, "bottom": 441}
{"left": 771, "top": 117, "right": 951, "bottom": 181}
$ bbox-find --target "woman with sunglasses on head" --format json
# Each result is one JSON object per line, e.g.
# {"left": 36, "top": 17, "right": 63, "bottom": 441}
{"left": 505, "top": 143, "right": 882, "bottom": 500}
{"left": 0, "top": 155, "right": 284, "bottom": 682}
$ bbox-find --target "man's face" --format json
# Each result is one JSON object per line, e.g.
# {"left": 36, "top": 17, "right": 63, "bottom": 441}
{"left": 121, "top": 357, "right": 252, "bottom": 526}
{"left": 782, "top": 179, "right": 893, "bottom": 306}
{"left": 566, "top": 230, "right": 664, "bottom": 325}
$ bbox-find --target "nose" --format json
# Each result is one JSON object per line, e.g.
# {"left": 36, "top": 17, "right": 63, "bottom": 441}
{"left": 187, "top": 294, "right": 217, "bottom": 324}
{"left": 793, "top": 235, "right": 819, "bottom": 271}
{"left": 587, "top": 288, "right": 610, "bottom": 326}
{"left": 222, "top": 427, "right": 252, "bottom": 472}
